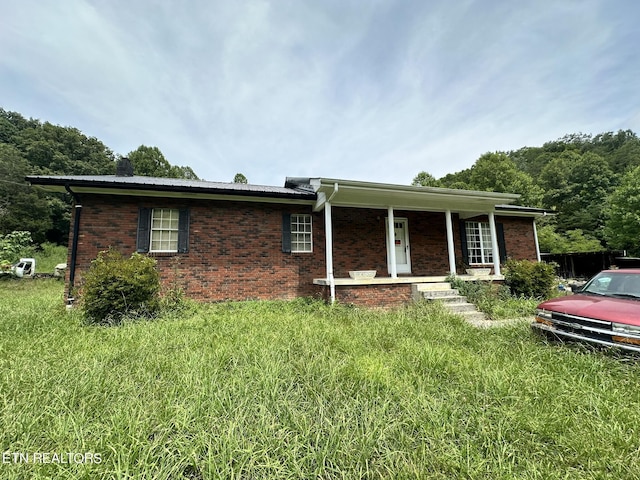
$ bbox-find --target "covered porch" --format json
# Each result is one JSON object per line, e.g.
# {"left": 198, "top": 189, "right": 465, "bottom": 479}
{"left": 313, "top": 274, "right": 499, "bottom": 287}
{"left": 313, "top": 274, "right": 502, "bottom": 308}
{"left": 286, "top": 177, "right": 542, "bottom": 305}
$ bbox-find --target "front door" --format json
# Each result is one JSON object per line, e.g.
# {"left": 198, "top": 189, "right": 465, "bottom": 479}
{"left": 386, "top": 217, "right": 411, "bottom": 274}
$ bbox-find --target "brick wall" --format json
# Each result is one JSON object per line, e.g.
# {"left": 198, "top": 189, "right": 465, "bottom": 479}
{"left": 327, "top": 284, "right": 413, "bottom": 308}
{"left": 464, "top": 215, "right": 538, "bottom": 263}
{"left": 67, "top": 195, "right": 325, "bottom": 302}
{"left": 330, "top": 208, "right": 464, "bottom": 276}
{"left": 332, "top": 207, "right": 536, "bottom": 278}
{"left": 66, "top": 195, "right": 539, "bottom": 306}
{"left": 497, "top": 216, "right": 539, "bottom": 261}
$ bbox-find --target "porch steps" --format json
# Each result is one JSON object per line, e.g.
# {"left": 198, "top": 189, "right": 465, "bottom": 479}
{"left": 411, "top": 283, "right": 487, "bottom": 323}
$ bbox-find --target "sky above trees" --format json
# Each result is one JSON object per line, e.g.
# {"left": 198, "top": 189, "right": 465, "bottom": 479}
{"left": 1, "top": 0, "right": 639, "bottom": 186}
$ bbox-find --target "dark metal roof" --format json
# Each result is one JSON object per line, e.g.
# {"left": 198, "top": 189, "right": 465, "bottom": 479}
{"left": 26, "top": 175, "right": 316, "bottom": 201}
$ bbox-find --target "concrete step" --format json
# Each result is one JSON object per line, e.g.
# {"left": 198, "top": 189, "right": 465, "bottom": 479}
{"left": 412, "top": 283, "right": 459, "bottom": 302}
{"left": 420, "top": 290, "right": 462, "bottom": 299}
{"left": 412, "top": 282, "right": 488, "bottom": 322}
{"left": 444, "top": 302, "right": 479, "bottom": 313}
{"left": 429, "top": 295, "right": 468, "bottom": 304}
{"left": 454, "top": 311, "right": 487, "bottom": 322}
{"left": 413, "top": 282, "right": 454, "bottom": 292}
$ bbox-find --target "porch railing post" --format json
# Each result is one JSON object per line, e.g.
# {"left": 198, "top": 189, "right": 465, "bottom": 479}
{"left": 445, "top": 209, "right": 456, "bottom": 275}
{"left": 488, "top": 211, "right": 501, "bottom": 276}
{"left": 387, "top": 206, "right": 397, "bottom": 278}
{"left": 325, "top": 201, "right": 335, "bottom": 303}
{"left": 533, "top": 219, "right": 541, "bottom": 262}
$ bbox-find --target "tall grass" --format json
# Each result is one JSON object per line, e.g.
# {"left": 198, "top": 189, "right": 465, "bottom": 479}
{"left": 33, "top": 243, "right": 68, "bottom": 273}
{"left": 450, "top": 278, "right": 540, "bottom": 319}
{"left": 2, "top": 281, "right": 640, "bottom": 478}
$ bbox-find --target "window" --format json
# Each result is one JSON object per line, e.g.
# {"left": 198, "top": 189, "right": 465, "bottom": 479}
{"left": 137, "top": 207, "right": 189, "bottom": 254}
{"left": 290, "top": 214, "right": 312, "bottom": 252}
{"left": 465, "top": 221, "right": 493, "bottom": 264}
{"left": 151, "top": 208, "right": 179, "bottom": 252}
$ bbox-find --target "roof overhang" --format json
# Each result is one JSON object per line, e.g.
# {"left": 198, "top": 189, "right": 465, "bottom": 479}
{"left": 494, "top": 204, "right": 553, "bottom": 218}
{"left": 286, "top": 177, "right": 522, "bottom": 215}
{"left": 27, "top": 175, "right": 317, "bottom": 205}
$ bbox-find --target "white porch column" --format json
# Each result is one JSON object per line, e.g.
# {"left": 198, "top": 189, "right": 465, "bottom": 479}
{"left": 325, "top": 202, "right": 336, "bottom": 303}
{"left": 488, "top": 211, "right": 501, "bottom": 276}
{"left": 533, "top": 219, "right": 541, "bottom": 262}
{"left": 387, "top": 206, "right": 397, "bottom": 278}
{"left": 445, "top": 209, "right": 456, "bottom": 275}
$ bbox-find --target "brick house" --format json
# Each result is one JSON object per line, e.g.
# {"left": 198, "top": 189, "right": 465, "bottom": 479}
{"left": 28, "top": 171, "right": 546, "bottom": 307}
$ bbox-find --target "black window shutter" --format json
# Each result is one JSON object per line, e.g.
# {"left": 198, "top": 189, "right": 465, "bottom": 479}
{"left": 459, "top": 220, "right": 468, "bottom": 265}
{"left": 178, "top": 208, "right": 190, "bottom": 253}
{"left": 497, "top": 222, "right": 507, "bottom": 262}
{"left": 282, "top": 212, "right": 292, "bottom": 253}
{"left": 137, "top": 207, "right": 151, "bottom": 253}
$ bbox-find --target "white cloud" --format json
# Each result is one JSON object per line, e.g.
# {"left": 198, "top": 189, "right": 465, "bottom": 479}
{"left": 1, "top": 0, "right": 639, "bottom": 186}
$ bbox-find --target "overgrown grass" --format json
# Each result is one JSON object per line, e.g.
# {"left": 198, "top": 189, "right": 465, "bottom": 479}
{"left": 33, "top": 243, "right": 68, "bottom": 274}
{"left": 2, "top": 281, "right": 640, "bottom": 478}
{"left": 450, "top": 278, "right": 540, "bottom": 320}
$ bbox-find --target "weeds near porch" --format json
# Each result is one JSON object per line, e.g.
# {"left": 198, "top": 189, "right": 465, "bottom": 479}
{"left": 448, "top": 275, "right": 539, "bottom": 319}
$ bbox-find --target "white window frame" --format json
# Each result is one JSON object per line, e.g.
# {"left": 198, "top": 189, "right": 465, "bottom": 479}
{"left": 150, "top": 208, "right": 180, "bottom": 253}
{"left": 466, "top": 221, "right": 493, "bottom": 265}
{"left": 291, "top": 214, "right": 313, "bottom": 253}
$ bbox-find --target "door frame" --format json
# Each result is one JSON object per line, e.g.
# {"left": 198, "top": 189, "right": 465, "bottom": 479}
{"left": 385, "top": 217, "right": 411, "bottom": 274}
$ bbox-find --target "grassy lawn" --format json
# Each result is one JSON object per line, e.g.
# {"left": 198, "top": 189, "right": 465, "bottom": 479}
{"left": 2, "top": 281, "right": 640, "bottom": 479}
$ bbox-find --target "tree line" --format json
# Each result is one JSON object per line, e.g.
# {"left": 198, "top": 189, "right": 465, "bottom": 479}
{"left": 413, "top": 130, "right": 640, "bottom": 255}
{"left": 2, "top": 107, "right": 639, "bottom": 255}
{"left": 0, "top": 108, "right": 199, "bottom": 245}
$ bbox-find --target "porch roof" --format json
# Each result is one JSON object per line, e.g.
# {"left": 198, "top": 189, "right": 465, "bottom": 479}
{"left": 285, "top": 177, "right": 521, "bottom": 214}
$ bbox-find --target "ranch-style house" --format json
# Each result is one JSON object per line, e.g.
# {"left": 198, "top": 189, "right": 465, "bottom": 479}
{"left": 28, "top": 167, "right": 545, "bottom": 307}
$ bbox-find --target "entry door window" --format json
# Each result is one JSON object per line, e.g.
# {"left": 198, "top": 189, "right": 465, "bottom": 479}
{"left": 394, "top": 221, "right": 408, "bottom": 264}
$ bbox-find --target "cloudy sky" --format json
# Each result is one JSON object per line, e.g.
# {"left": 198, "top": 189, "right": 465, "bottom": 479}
{"left": 2, "top": 1, "right": 639, "bottom": 186}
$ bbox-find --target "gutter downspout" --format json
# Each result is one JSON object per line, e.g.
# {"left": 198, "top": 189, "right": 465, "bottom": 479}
{"left": 65, "top": 185, "right": 82, "bottom": 306}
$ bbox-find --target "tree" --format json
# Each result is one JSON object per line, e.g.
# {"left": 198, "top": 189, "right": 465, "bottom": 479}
{"left": 233, "top": 173, "right": 248, "bottom": 184}
{"left": 0, "top": 231, "right": 33, "bottom": 265}
{"left": 127, "top": 145, "right": 199, "bottom": 179}
{"left": 0, "top": 108, "right": 203, "bottom": 245}
{"left": 537, "top": 224, "right": 603, "bottom": 254}
{"left": 411, "top": 171, "right": 439, "bottom": 187}
{"left": 0, "top": 109, "right": 116, "bottom": 243}
{"left": 0, "top": 144, "right": 52, "bottom": 243}
{"left": 466, "top": 152, "right": 543, "bottom": 206}
{"left": 538, "top": 151, "right": 578, "bottom": 210}
{"left": 604, "top": 166, "right": 640, "bottom": 255}
{"left": 438, "top": 168, "right": 472, "bottom": 190}
{"left": 610, "top": 137, "right": 640, "bottom": 173}
{"left": 560, "top": 152, "right": 616, "bottom": 237}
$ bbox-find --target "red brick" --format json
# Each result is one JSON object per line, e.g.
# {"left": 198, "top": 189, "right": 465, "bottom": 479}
{"left": 65, "top": 197, "right": 539, "bottom": 307}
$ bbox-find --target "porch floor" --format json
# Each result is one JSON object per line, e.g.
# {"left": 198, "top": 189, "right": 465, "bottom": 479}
{"left": 313, "top": 274, "right": 504, "bottom": 286}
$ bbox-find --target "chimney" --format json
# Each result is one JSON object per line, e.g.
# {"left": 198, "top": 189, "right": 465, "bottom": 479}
{"left": 116, "top": 157, "right": 134, "bottom": 177}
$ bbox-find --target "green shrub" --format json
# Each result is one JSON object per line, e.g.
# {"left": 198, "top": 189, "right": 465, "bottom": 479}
{"left": 81, "top": 249, "right": 160, "bottom": 324}
{"left": 0, "top": 231, "right": 34, "bottom": 264}
{"left": 504, "top": 259, "right": 556, "bottom": 299}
